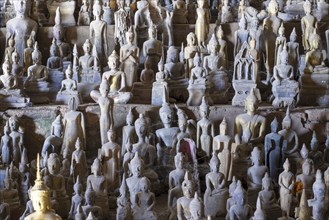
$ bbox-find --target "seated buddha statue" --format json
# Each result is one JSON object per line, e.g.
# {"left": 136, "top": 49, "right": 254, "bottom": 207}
{"left": 1, "top": 168, "right": 20, "bottom": 212}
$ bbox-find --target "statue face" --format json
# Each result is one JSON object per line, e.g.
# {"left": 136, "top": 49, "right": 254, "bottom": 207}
{"left": 32, "top": 195, "right": 48, "bottom": 212}
{"left": 93, "top": 6, "right": 102, "bottom": 17}
{"left": 282, "top": 120, "right": 291, "bottom": 130}
{"left": 107, "top": 130, "right": 116, "bottom": 142}
{"left": 187, "top": 35, "right": 196, "bottom": 46}
{"left": 83, "top": 43, "right": 91, "bottom": 54}
{"left": 148, "top": 28, "right": 156, "bottom": 39}
{"left": 136, "top": 124, "right": 146, "bottom": 138}
{"left": 280, "top": 54, "right": 288, "bottom": 64}
{"left": 235, "top": 193, "right": 246, "bottom": 205}
{"left": 108, "top": 57, "right": 119, "bottom": 69}
{"left": 66, "top": 70, "right": 73, "bottom": 79}
{"left": 312, "top": 39, "right": 320, "bottom": 50}
{"left": 2, "top": 64, "right": 10, "bottom": 75}
{"left": 175, "top": 156, "right": 183, "bottom": 169}
{"left": 92, "top": 163, "right": 101, "bottom": 176}
{"left": 132, "top": 165, "right": 142, "bottom": 177}
{"left": 126, "top": 33, "right": 134, "bottom": 43}
{"left": 14, "top": 0, "right": 30, "bottom": 15}
{"left": 245, "top": 99, "right": 257, "bottom": 113}
{"left": 283, "top": 162, "right": 290, "bottom": 171}
{"left": 48, "top": 159, "right": 60, "bottom": 175}
{"left": 182, "top": 182, "right": 194, "bottom": 198}
{"left": 160, "top": 109, "right": 173, "bottom": 125}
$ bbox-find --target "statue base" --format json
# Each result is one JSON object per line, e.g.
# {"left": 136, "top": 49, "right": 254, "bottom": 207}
{"left": 167, "top": 78, "right": 189, "bottom": 103}
{"left": 56, "top": 92, "right": 83, "bottom": 105}
{"left": 151, "top": 81, "right": 168, "bottom": 106}
{"left": 272, "top": 81, "right": 299, "bottom": 108}
{"left": 187, "top": 83, "right": 212, "bottom": 106}
{"left": 0, "top": 94, "right": 32, "bottom": 109}
{"left": 130, "top": 82, "right": 152, "bottom": 104}
{"left": 297, "top": 73, "right": 329, "bottom": 106}
{"left": 48, "top": 70, "right": 65, "bottom": 101}
{"left": 232, "top": 80, "right": 257, "bottom": 106}
{"left": 208, "top": 72, "right": 230, "bottom": 104}
{"left": 25, "top": 83, "right": 50, "bottom": 104}
{"left": 47, "top": 1, "right": 76, "bottom": 26}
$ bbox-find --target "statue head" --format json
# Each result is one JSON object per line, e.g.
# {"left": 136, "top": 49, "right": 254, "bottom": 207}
{"left": 302, "top": 159, "right": 312, "bottom": 175}
{"left": 219, "top": 117, "right": 227, "bottom": 135}
{"left": 239, "top": 15, "right": 247, "bottom": 29}
{"left": 280, "top": 46, "right": 289, "bottom": 65}
{"left": 73, "top": 176, "right": 83, "bottom": 194}
{"left": 148, "top": 25, "right": 157, "bottom": 39}
{"left": 99, "top": 81, "right": 109, "bottom": 97}
{"left": 209, "top": 152, "right": 220, "bottom": 172}
{"left": 53, "top": 7, "right": 65, "bottom": 41}
{"left": 310, "top": 131, "right": 318, "bottom": 151}
{"left": 2, "top": 59, "right": 11, "bottom": 75}
{"left": 47, "top": 153, "right": 60, "bottom": 175}
{"left": 254, "top": 197, "right": 266, "bottom": 219}
{"left": 190, "top": 192, "right": 204, "bottom": 219}
{"left": 216, "top": 25, "right": 224, "bottom": 39}
{"left": 251, "top": 17, "right": 259, "bottom": 29}
{"left": 91, "top": 158, "right": 102, "bottom": 176}
{"left": 282, "top": 106, "right": 292, "bottom": 129}
{"left": 166, "top": 46, "right": 179, "bottom": 63}
{"left": 278, "top": 23, "right": 285, "bottom": 36}
{"left": 199, "top": 96, "right": 209, "bottom": 118}
{"left": 63, "top": 65, "right": 73, "bottom": 80}
{"left": 159, "top": 101, "right": 173, "bottom": 126}
{"left": 50, "top": 39, "right": 59, "bottom": 57}
{"left": 85, "top": 185, "right": 96, "bottom": 205}
{"left": 197, "top": 0, "right": 206, "bottom": 8}
{"left": 313, "top": 170, "right": 325, "bottom": 199}
{"left": 268, "top": 0, "right": 279, "bottom": 15}
{"left": 186, "top": 32, "right": 197, "bottom": 46}
{"left": 175, "top": 105, "right": 187, "bottom": 131}
{"left": 283, "top": 158, "right": 290, "bottom": 171}
{"left": 129, "top": 152, "right": 144, "bottom": 177}
{"left": 107, "top": 129, "right": 116, "bottom": 142}
{"left": 193, "top": 52, "right": 202, "bottom": 67}
{"left": 126, "top": 26, "right": 135, "bottom": 44}
{"left": 75, "top": 137, "right": 82, "bottom": 151}
{"left": 126, "top": 107, "right": 134, "bottom": 125}
{"left": 3, "top": 122, "right": 10, "bottom": 135}
{"left": 27, "top": 35, "right": 34, "bottom": 48}
{"left": 174, "top": 152, "right": 184, "bottom": 169}
{"left": 108, "top": 50, "right": 120, "bottom": 70}
{"left": 117, "top": 0, "right": 124, "bottom": 8}
{"left": 269, "top": 117, "right": 278, "bottom": 133}
{"left": 251, "top": 147, "right": 262, "bottom": 165}
{"left": 83, "top": 39, "right": 92, "bottom": 54}
{"left": 262, "top": 173, "right": 272, "bottom": 190}
{"left": 8, "top": 115, "right": 19, "bottom": 131}
{"left": 290, "top": 28, "right": 297, "bottom": 42}
{"left": 13, "top": 0, "right": 31, "bottom": 16}
{"left": 208, "top": 34, "right": 219, "bottom": 54}
{"left": 8, "top": 35, "right": 15, "bottom": 47}
{"left": 119, "top": 175, "right": 128, "bottom": 197}
{"left": 303, "top": 0, "right": 312, "bottom": 14}
{"left": 135, "top": 114, "right": 147, "bottom": 139}
{"left": 229, "top": 176, "right": 237, "bottom": 196}
{"left": 310, "top": 33, "right": 321, "bottom": 50}
{"left": 233, "top": 180, "right": 247, "bottom": 206}
{"left": 245, "top": 88, "right": 259, "bottom": 114}
{"left": 32, "top": 42, "right": 42, "bottom": 65}
{"left": 93, "top": 0, "right": 103, "bottom": 18}
{"left": 139, "top": 177, "right": 151, "bottom": 192}
{"left": 11, "top": 49, "right": 20, "bottom": 64}
{"left": 157, "top": 56, "right": 164, "bottom": 72}
{"left": 182, "top": 171, "right": 195, "bottom": 198}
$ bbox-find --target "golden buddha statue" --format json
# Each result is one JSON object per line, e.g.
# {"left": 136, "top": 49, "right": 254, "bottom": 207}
{"left": 25, "top": 154, "right": 62, "bottom": 220}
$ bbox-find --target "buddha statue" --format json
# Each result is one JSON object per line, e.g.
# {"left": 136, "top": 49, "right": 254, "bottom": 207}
{"left": 264, "top": 117, "right": 283, "bottom": 182}
{"left": 204, "top": 152, "right": 228, "bottom": 217}
{"left": 249, "top": 17, "right": 262, "bottom": 52}
{"left": 278, "top": 159, "right": 295, "bottom": 217}
{"left": 6, "top": 0, "right": 38, "bottom": 66}
{"left": 90, "top": 1, "right": 108, "bottom": 67}
{"left": 86, "top": 158, "right": 109, "bottom": 218}
{"left": 120, "top": 26, "right": 140, "bottom": 90}
{"left": 47, "top": 39, "right": 63, "bottom": 71}
{"left": 1, "top": 122, "right": 12, "bottom": 166}
{"left": 133, "top": 177, "right": 157, "bottom": 220}
{"left": 164, "top": 46, "right": 185, "bottom": 80}
{"left": 62, "top": 97, "right": 86, "bottom": 156}
{"left": 44, "top": 153, "right": 70, "bottom": 218}
{"left": 56, "top": 64, "right": 83, "bottom": 105}
{"left": 221, "top": 0, "right": 233, "bottom": 23}
{"left": 11, "top": 49, "right": 24, "bottom": 80}
{"left": 143, "top": 25, "right": 162, "bottom": 74}
{"left": 4, "top": 36, "right": 15, "bottom": 64}
{"left": 215, "top": 26, "right": 228, "bottom": 67}
{"left": 226, "top": 177, "right": 237, "bottom": 218}
{"left": 99, "top": 51, "right": 132, "bottom": 104}
{"left": 184, "top": 32, "right": 199, "bottom": 78}
{"left": 229, "top": 180, "right": 253, "bottom": 219}
{"left": 140, "top": 60, "right": 155, "bottom": 84}
{"left": 24, "top": 35, "right": 34, "bottom": 74}
{"left": 90, "top": 81, "right": 114, "bottom": 145}
{"left": 122, "top": 108, "right": 137, "bottom": 156}
{"left": 296, "top": 159, "right": 315, "bottom": 200}
{"left": 234, "top": 15, "right": 249, "bottom": 56}
{"left": 274, "top": 23, "right": 286, "bottom": 66}
{"left": 69, "top": 176, "right": 85, "bottom": 219}
{"left": 251, "top": 197, "right": 266, "bottom": 220}
{"left": 287, "top": 28, "right": 299, "bottom": 76}
{"left": 204, "top": 34, "right": 223, "bottom": 73}
{"left": 195, "top": 0, "right": 210, "bottom": 46}
{"left": 213, "top": 118, "right": 233, "bottom": 181}
{"left": 114, "top": 0, "right": 131, "bottom": 47}
{"left": 77, "top": 0, "right": 91, "bottom": 25}
{"left": 70, "top": 138, "right": 88, "bottom": 185}
{"left": 172, "top": 0, "right": 187, "bottom": 24}
{"left": 1, "top": 167, "right": 20, "bottom": 212}
{"left": 52, "top": 8, "right": 71, "bottom": 62}
{"left": 8, "top": 115, "right": 24, "bottom": 166}
{"left": 152, "top": 58, "right": 169, "bottom": 106}
{"left": 301, "top": 0, "right": 317, "bottom": 52}
{"left": 82, "top": 185, "right": 103, "bottom": 219}
{"left": 190, "top": 193, "right": 206, "bottom": 220}
{"left": 98, "top": 129, "right": 120, "bottom": 192}
{"left": 177, "top": 171, "right": 195, "bottom": 220}
{"left": 41, "top": 115, "right": 63, "bottom": 158}
{"left": 116, "top": 176, "right": 132, "bottom": 219}
{"left": 25, "top": 154, "right": 62, "bottom": 220}
{"left": 156, "top": 101, "right": 179, "bottom": 166}
{"left": 19, "top": 189, "right": 34, "bottom": 220}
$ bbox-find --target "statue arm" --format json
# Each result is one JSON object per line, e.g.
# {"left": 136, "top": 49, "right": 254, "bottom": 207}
{"left": 147, "top": 193, "right": 156, "bottom": 211}
{"left": 110, "top": 99, "right": 114, "bottom": 129}
{"left": 90, "top": 89, "right": 100, "bottom": 103}
{"left": 196, "top": 124, "right": 200, "bottom": 149}
{"left": 59, "top": 81, "right": 65, "bottom": 92}
{"left": 177, "top": 201, "right": 183, "bottom": 220}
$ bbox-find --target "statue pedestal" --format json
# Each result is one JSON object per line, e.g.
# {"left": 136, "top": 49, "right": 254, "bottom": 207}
{"left": 131, "top": 82, "right": 152, "bottom": 104}
{"left": 284, "top": 3, "right": 305, "bottom": 17}
{"left": 56, "top": 92, "right": 83, "bottom": 105}
{"left": 25, "top": 82, "right": 50, "bottom": 104}
{"left": 272, "top": 80, "right": 299, "bottom": 108}
{"left": 48, "top": 70, "right": 64, "bottom": 101}
{"left": 151, "top": 81, "right": 168, "bottom": 106}
{"left": 298, "top": 73, "right": 329, "bottom": 106}
{"left": 232, "top": 80, "right": 257, "bottom": 106}
{"left": 75, "top": 69, "right": 101, "bottom": 102}
{"left": 209, "top": 71, "right": 230, "bottom": 104}
{"left": 47, "top": 1, "right": 76, "bottom": 26}
{"left": 167, "top": 78, "right": 189, "bottom": 103}
{"left": 187, "top": 80, "right": 212, "bottom": 106}
{"left": 0, "top": 94, "right": 32, "bottom": 109}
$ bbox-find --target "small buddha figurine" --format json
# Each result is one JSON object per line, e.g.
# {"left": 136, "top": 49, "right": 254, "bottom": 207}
{"left": 278, "top": 159, "right": 295, "bottom": 217}
{"left": 216, "top": 26, "right": 228, "bottom": 66}
{"left": 204, "top": 34, "right": 225, "bottom": 73}
{"left": 177, "top": 171, "right": 195, "bottom": 220}
{"left": 234, "top": 15, "right": 249, "bottom": 56}
{"left": 18, "top": 148, "right": 31, "bottom": 205}
{"left": 77, "top": 39, "right": 99, "bottom": 83}
{"left": 90, "top": 81, "right": 114, "bottom": 145}
{"left": 24, "top": 35, "right": 34, "bottom": 73}
{"left": 133, "top": 177, "right": 157, "bottom": 220}
{"left": 77, "top": 0, "right": 91, "bottom": 25}
{"left": 99, "top": 129, "right": 120, "bottom": 192}
{"left": 164, "top": 46, "right": 185, "bottom": 79}
{"left": 140, "top": 60, "right": 155, "bottom": 84}
{"left": 278, "top": 107, "right": 300, "bottom": 161}
{"left": 121, "top": 107, "right": 137, "bottom": 156}
{"left": 53, "top": 7, "right": 71, "bottom": 62}
{"left": 213, "top": 118, "right": 233, "bottom": 181}
{"left": 309, "top": 131, "right": 327, "bottom": 171}
{"left": 229, "top": 180, "right": 253, "bottom": 219}
{"left": 226, "top": 177, "right": 237, "bottom": 218}
{"left": 168, "top": 153, "right": 186, "bottom": 218}
{"left": 25, "top": 154, "right": 62, "bottom": 220}
{"left": 1, "top": 167, "right": 20, "bottom": 211}
{"left": 204, "top": 152, "right": 228, "bottom": 217}
{"left": 86, "top": 158, "right": 109, "bottom": 218}
{"left": 114, "top": 0, "right": 131, "bottom": 47}
{"left": 296, "top": 159, "right": 315, "bottom": 200}
{"left": 123, "top": 141, "right": 134, "bottom": 177}
{"left": 143, "top": 25, "right": 162, "bottom": 73}
{"left": 156, "top": 101, "right": 179, "bottom": 166}
{"left": 287, "top": 28, "right": 299, "bottom": 76}
{"left": 249, "top": 17, "right": 263, "bottom": 52}
{"left": 196, "top": 97, "right": 214, "bottom": 157}
{"left": 251, "top": 197, "right": 266, "bottom": 220}
{"left": 264, "top": 117, "right": 283, "bottom": 182}
{"left": 195, "top": 0, "right": 210, "bottom": 46}
{"left": 190, "top": 192, "right": 206, "bottom": 220}
{"left": 62, "top": 97, "right": 86, "bottom": 156}
{"left": 44, "top": 153, "right": 70, "bottom": 218}
{"left": 301, "top": 0, "right": 317, "bottom": 51}
{"left": 152, "top": 58, "right": 169, "bottom": 106}
{"left": 70, "top": 138, "right": 88, "bottom": 184}
{"left": 74, "top": 203, "right": 86, "bottom": 220}
{"left": 47, "top": 39, "right": 63, "bottom": 71}
{"left": 116, "top": 176, "right": 132, "bottom": 220}
{"left": 184, "top": 32, "right": 199, "bottom": 78}
{"left": 82, "top": 185, "right": 103, "bottom": 219}
{"left": 221, "top": 0, "right": 233, "bottom": 23}
{"left": 56, "top": 64, "right": 83, "bottom": 105}
{"left": 11, "top": 49, "right": 24, "bottom": 79}
{"left": 5, "top": 35, "right": 15, "bottom": 64}
{"left": 120, "top": 26, "right": 140, "bottom": 90}
{"left": 1, "top": 122, "right": 12, "bottom": 166}
{"left": 235, "top": 88, "right": 266, "bottom": 146}
{"left": 274, "top": 23, "right": 286, "bottom": 66}
{"left": 69, "top": 176, "right": 85, "bottom": 219}
{"left": 173, "top": 0, "right": 188, "bottom": 24}
{"left": 8, "top": 115, "right": 24, "bottom": 166}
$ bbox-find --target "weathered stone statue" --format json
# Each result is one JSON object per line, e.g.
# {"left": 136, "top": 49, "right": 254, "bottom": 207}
{"left": 69, "top": 176, "right": 84, "bottom": 219}
{"left": 47, "top": 39, "right": 63, "bottom": 71}
{"left": 274, "top": 23, "right": 286, "bottom": 66}
{"left": 82, "top": 185, "right": 103, "bottom": 219}
{"left": 44, "top": 153, "right": 70, "bottom": 218}
{"left": 190, "top": 192, "right": 205, "bottom": 220}
{"left": 98, "top": 129, "right": 120, "bottom": 192}
{"left": 6, "top": 0, "right": 38, "bottom": 66}
{"left": 177, "top": 171, "right": 195, "bottom": 220}
{"left": 90, "top": 0, "right": 108, "bottom": 67}
{"left": 272, "top": 47, "right": 299, "bottom": 108}
{"left": 116, "top": 176, "right": 132, "bottom": 220}
{"left": 216, "top": 25, "right": 228, "bottom": 69}
{"left": 249, "top": 17, "right": 262, "bottom": 52}
{"left": 86, "top": 158, "right": 109, "bottom": 218}
{"left": 11, "top": 49, "right": 24, "bottom": 85}
{"left": 278, "top": 159, "right": 295, "bottom": 217}
{"left": 120, "top": 26, "right": 139, "bottom": 90}
{"left": 296, "top": 159, "right": 315, "bottom": 200}
{"left": 25, "top": 154, "right": 62, "bottom": 220}
{"left": 204, "top": 152, "right": 228, "bottom": 217}
{"left": 90, "top": 81, "right": 114, "bottom": 145}
{"left": 195, "top": 0, "right": 210, "bottom": 46}
{"left": 1, "top": 167, "right": 20, "bottom": 213}
{"left": 41, "top": 115, "right": 63, "bottom": 158}
{"left": 53, "top": 8, "right": 71, "bottom": 62}
{"left": 140, "top": 60, "right": 155, "bottom": 84}
{"left": 221, "top": 0, "right": 233, "bottom": 23}
{"left": 286, "top": 28, "right": 299, "bottom": 76}
{"left": 77, "top": 0, "right": 91, "bottom": 25}
{"left": 264, "top": 117, "right": 283, "bottom": 182}
{"left": 24, "top": 35, "right": 34, "bottom": 73}
{"left": 70, "top": 138, "right": 88, "bottom": 184}
{"left": 5, "top": 36, "right": 15, "bottom": 64}
{"left": 121, "top": 107, "right": 137, "bottom": 156}
{"left": 156, "top": 101, "right": 179, "bottom": 166}
{"left": 164, "top": 46, "right": 185, "bottom": 80}
{"left": 62, "top": 97, "right": 86, "bottom": 155}
{"left": 234, "top": 15, "right": 249, "bottom": 56}
{"left": 114, "top": 0, "right": 131, "bottom": 47}
{"left": 8, "top": 115, "right": 24, "bottom": 166}
{"left": 152, "top": 58, "right": 169, "bottom": 106}
{"left": 310, "top": 131, "right": 327, "bottom": 171}
{"left": 143, "top": 25, "right": 162, "bottom": 73}
{"left": 301, "top": 0, "right": 317, "bottom": 51}
{"left": 173, "top": 0, "right": 187, "bottom": 24}
{"left": 184, "top": 32, "right": 199, "bottom": 78}
{"left": 229, "top": 180, "right": 253, "bottom": 219}
{"left": 133, "top": 177, "right": 157, "bottom": 220}
{"left": 1, "top": 122, "right": 12, "bottom": 166}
